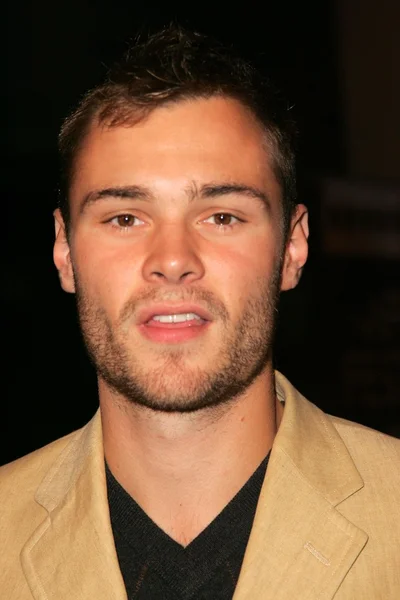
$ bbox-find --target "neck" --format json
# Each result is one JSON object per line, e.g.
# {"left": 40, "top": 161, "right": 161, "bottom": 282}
{"left": 100, "top": 367, "right": 282, "bottom": 546}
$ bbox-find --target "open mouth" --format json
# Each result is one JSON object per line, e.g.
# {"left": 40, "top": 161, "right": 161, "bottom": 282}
{"left": 138, "top": 306, "right": 211, "bottom": 342}
{"left": 148, "top": 312, "right": 205, "bottom": 327}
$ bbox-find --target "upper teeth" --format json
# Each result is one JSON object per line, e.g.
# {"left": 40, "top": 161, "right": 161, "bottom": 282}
{"left": 152, "top": 313, "right": 202, "bottom": 323}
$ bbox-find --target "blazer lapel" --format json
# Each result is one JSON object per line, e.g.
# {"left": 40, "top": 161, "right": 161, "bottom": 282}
{"left": 20, "top": 412, "right": 127, "bottom": 600}
{"left": 234, "top": 372, "right": 368, "bottom": 600}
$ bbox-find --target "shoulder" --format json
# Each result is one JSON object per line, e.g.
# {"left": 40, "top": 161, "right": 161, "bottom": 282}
{"left": 276, "top": 370, "right": 400, "bottom": 467}
{"left": 0, "top": 424, "right": 89, "bottom": 568}
{"left": 325, "top": 416, "right": 400, "bottom": 594}
{"left": 327, "top": 413, "right": 400, "bottom": 523}
{"left": 0, "top": 427, "right": 88, "bottom": 596}
{"left": 0, "top": 428, "right": 83, "bottom": 502}
{"left": 330, "top": 413, "right": 400, "bottom": 466}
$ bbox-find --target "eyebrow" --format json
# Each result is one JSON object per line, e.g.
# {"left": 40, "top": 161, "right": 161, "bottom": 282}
{"left": 80, "top": 185, "right": 154, "bottom": 214}
{"left": 79, "top": 182, "right": 271, "bottom": 214}
{"left": 199, "top": 183, "right": 270, "bottom": 211}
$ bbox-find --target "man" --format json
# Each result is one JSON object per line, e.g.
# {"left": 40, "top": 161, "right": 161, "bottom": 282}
{"left": 1, "top": 25, "right": 399, "bottom": 600}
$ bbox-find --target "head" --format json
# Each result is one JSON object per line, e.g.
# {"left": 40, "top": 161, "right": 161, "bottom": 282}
{"left": 54, "top": 25, "right": 308, "bottom": 414}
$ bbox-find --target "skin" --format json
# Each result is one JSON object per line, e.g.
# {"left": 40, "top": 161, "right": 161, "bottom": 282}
{"left": 54, "top": 96, "right": 308, "bottom": 545}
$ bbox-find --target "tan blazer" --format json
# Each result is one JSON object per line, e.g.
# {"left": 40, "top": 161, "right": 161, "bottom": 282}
{"left": 1, "top": 372, "right": 399, "bottom": 599}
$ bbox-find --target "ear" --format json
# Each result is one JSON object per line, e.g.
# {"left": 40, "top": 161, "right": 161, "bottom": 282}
{"left": 53, "top": 209, "right": 75, "bottom": 293}
{"left": 280, "top": 204, "right": 309, "bottom": 291}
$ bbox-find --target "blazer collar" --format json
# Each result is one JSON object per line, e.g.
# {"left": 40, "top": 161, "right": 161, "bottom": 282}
{"left": 233, "top": 372, "right": 368, "bottom": 600}
{"left": 21, "top": 412, "right": 127, "bottom": 600}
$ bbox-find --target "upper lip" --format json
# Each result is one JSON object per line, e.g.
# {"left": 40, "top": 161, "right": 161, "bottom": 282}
{"left": 137, "top": 304, "right": 213, "bottom": 325}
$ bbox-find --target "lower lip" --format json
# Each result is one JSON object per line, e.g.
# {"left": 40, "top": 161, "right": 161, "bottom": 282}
{"left": 138, "top": 319, "right": 210, "bottom": 343}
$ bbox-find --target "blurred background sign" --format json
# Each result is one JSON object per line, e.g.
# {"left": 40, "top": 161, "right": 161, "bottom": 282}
{"left": 321, "top": 179, "right": 400, "bottom": 259}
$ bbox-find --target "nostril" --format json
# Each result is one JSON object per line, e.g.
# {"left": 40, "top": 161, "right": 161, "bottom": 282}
{"left": 150, "top": 270, "right": 195, "bottom": 281}
{"left": 181, "top": 271, "right": 195, "bottom": 280}
{"left": 151, "top": 271, "right": 167, "bottom": 280}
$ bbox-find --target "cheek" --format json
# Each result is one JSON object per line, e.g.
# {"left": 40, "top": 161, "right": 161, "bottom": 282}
{"left": 206, "top": 236, "right": 278, "bottom": 306}
{"left": 71, "top": 238, "right": 142, "bottom": 311}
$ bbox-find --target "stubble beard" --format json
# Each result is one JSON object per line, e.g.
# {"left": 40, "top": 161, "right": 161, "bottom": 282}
{"left": 74, "top": 268, "right": 282, "bottom": 414}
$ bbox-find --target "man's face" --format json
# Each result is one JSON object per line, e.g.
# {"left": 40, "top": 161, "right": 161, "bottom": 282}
{"left": 55, "top": 97, "right": 299, "bottom": 413}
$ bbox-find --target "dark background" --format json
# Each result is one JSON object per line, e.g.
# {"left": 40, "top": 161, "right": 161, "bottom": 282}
{"left": 4, "top": 0, "right": 400, "bottom": 464}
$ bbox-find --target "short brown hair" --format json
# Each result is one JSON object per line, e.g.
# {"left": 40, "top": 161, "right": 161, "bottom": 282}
{"left": 58, "top": 24, "right": 298, "bottom": 236}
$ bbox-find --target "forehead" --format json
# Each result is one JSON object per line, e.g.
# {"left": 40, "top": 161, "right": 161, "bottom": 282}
{"left": 70, "top": 96, "right": 281, "bottom": 207}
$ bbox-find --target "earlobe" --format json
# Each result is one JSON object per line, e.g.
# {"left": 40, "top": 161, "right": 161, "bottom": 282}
{"left": 53, "top": 209, "right": 75, "bottom": 293}
{"left": 280, "top": 204, "right": 309, "bottom": 291}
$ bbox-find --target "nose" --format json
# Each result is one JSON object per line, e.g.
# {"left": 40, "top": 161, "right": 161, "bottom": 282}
{"left": 142, "top": 223, "right": 205, "bottom": 285}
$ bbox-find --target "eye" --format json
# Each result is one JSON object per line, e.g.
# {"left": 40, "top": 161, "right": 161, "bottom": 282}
{"left": 204, "top": 213, "right": 242, "bottom": 227}
{"left": 109, "top": 214, "right": 144, "bottom": 228}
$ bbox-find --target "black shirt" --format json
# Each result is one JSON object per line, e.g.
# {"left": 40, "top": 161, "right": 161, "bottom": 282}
{"left": 106, "top": 453, "right": 269, "bottom": 599}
